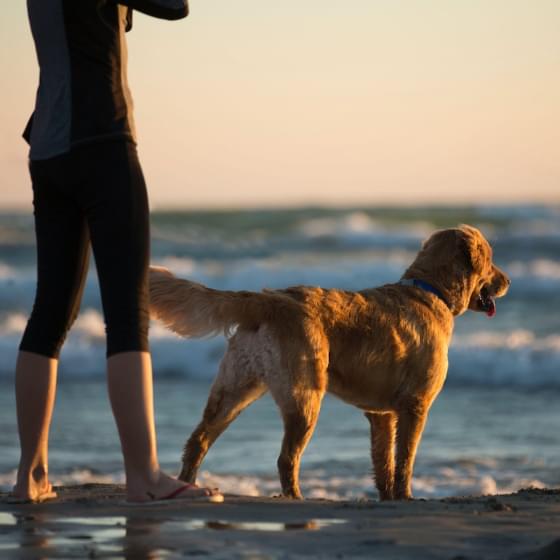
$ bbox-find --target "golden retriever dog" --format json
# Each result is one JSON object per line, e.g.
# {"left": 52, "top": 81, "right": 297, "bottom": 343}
{"left": 149, "top": 225, "right": 510, "bottom": 500}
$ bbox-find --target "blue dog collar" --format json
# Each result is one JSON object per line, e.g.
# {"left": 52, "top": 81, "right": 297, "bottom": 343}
{"left": 400, "top": 278, "right": 449, "bottom": 309}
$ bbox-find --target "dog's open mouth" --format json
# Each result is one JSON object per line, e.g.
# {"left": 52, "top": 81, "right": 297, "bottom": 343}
{"left": 476, "top": 287, "right": 496, "bottom": 317}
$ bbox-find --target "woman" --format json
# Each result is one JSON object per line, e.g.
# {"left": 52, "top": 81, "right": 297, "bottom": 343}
{"left": 11, "top": 0, "right": 222, "bottom": 504}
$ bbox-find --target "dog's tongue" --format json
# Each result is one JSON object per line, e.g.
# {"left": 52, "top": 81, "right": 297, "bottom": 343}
{"left": 478, "top": 288, "right": 497, "bottom": 318}
{"left": 484, "top": 296, "right": 496, "bottom": 318}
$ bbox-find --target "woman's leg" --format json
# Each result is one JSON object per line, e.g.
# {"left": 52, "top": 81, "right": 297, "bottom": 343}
{"left": 83, "top": 142, "right": 221, "bottom": 501}
{"left": 12, "top": 352, "right": 58, "bottom": 501}
{"left": 107, "top": 352, "right": 217, "bottom": 501}
{"left": 14, "top": 156, "right": 91, "bottom": 501}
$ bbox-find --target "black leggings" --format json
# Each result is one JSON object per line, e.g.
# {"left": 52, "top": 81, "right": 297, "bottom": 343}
{"left": 20, "top": 140, "right": 150, "bottom": 359}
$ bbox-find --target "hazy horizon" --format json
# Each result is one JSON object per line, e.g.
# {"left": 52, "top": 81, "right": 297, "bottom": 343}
{"left": 1, "top": 1, "right": 559, "bottom": 209}
{"left": 1, "top": 200, "right": 558, "bottom": 214}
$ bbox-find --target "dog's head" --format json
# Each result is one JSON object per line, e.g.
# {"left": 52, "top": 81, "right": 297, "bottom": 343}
{"left": 404, "top": 225, "right": 510, "bottom": 317}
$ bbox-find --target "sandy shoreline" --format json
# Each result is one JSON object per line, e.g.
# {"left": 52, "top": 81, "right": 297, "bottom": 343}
{"left": 1, "top": 485, "right": 559, "bottom": 559}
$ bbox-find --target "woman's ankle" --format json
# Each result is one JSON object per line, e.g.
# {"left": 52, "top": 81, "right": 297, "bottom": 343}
{"left": 13, "top": 464, "right": 52, "bottom": 497}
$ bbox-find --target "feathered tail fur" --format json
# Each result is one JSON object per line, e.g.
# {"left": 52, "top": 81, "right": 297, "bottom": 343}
{"left": 149, "top": 266, "right": 298, "bottom": 338}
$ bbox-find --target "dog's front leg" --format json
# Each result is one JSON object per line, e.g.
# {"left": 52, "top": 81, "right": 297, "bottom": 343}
{"left": 365, "top": 412, "right": 396, "bottom": 500}
{"left": 393, "top": 403, "right": 428, "bottom": 500}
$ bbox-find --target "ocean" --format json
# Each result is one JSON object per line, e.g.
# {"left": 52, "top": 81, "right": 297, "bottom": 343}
{"left": 0, "top": 205, "right": 559, "bottom": 499}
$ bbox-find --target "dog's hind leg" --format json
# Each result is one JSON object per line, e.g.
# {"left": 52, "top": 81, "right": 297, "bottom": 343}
{"left": 393, "top": 402, "right": 428, "bottom": 500}
{"left": 179, "top": 356, "right": 266, "bottom": 484}
{"left": 267, "top": 328, "right": 329, "bottom": 500}
{"left": 271, "top": 387, "right": 324, "bottom": 499}
{"left": 365, "top": 412, "right": 396, "bottom": 501}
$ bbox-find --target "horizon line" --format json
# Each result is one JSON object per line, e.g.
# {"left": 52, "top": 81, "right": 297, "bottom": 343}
{"left": 0, "top": 200, "right": 559, "bottom": 214}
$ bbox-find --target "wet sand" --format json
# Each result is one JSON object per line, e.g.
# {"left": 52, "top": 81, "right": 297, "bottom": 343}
{"left": 1, "top": 485, "right": 559, "bottom": 559}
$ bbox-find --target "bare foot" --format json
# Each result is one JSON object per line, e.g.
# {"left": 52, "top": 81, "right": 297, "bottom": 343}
{"left": 9, "top": 479, "right": 57, "bottom": 504}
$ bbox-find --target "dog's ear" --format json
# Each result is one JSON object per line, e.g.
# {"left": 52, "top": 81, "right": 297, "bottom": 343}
{"left": 457, "top": 225, "right": 487, "bottom": 272}
{"left": 421, "top": 229, "right": 463, "bottom": 265}
{"left": 421, "top": 226, "right": 486, "bottom": 276}
{"left": 421, "top": 228, "right": 457, "bottom": 252}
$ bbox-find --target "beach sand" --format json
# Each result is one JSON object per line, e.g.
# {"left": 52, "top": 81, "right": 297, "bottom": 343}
{"left": 1, "top": 485, "right": 559, "bottom": 559}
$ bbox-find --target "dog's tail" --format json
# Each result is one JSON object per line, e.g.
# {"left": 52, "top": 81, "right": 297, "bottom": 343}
{"left": 149, "top": 266, "right": 297, "bottom": 338}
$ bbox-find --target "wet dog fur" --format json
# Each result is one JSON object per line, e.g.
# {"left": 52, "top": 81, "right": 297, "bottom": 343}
{"left": 149, "top": 225, "right": 510, "bottom": 500}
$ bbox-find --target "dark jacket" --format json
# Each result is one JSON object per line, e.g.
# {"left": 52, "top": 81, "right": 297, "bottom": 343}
{"left": 24, "top": 0, "right": 188, "bottom": 160}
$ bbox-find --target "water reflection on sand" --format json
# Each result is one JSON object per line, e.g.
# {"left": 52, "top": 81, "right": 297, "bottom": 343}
{"left": 0, "top": 511, "right": 347, "bottom": 558}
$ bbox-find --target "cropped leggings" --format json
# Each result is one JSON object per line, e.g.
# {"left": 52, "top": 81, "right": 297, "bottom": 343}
{"left": 20, "top": 140, "right": 150, "bottom": 359}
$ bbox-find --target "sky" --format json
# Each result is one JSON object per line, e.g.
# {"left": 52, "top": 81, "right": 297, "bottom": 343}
{"left": 1, "top": 0, "right": 559, "bottom": 209}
